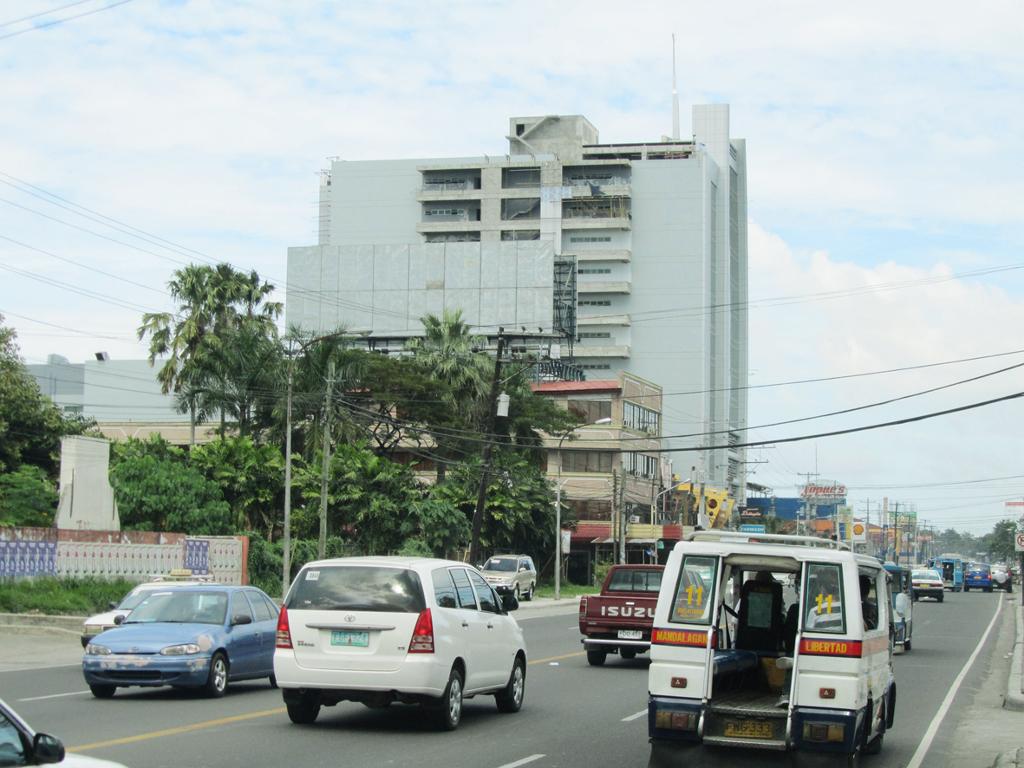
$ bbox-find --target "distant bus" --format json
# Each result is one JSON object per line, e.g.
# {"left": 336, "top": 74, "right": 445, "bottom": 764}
{"left": 929, "top": 553, "right": 964, "bottom": 592}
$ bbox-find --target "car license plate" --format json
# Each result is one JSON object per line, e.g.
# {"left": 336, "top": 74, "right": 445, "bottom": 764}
{"left": 723, "top": 719, "right": 773, "bottom": 739}
{"left": 618, "top": 629, "right": 642, "bottom": 640}
{"left": 330, "top": 630, "right": 369, "bottom": 647}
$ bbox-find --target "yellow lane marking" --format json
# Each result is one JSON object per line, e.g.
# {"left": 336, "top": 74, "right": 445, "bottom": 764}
{"left": 69, "top": 707, "right": 286, "bottom": 752}
{"left": 528, "top": 650, "right": 584, "bottom": 665}
{"left": 72, "top": 651, "right": 585, "bottom": 752}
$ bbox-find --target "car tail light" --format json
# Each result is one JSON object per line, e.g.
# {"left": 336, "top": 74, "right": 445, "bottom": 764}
{"left": 579, "top": 597, "right": 588, "bottom": 618}
{"left": 409, "top": 608, "right": 434, "bottom": 653}
{"left": 276, "top": 605, "right": 292, "bottom": 649}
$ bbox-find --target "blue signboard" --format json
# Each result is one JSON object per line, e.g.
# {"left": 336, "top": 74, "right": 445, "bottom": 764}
{"left": 739, "top": 524, "right": 767, "bottom": 533}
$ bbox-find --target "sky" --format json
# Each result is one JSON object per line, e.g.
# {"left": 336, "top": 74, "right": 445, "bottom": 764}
{"left": 1, "top": 0, "right": 1023, "bottom": 536}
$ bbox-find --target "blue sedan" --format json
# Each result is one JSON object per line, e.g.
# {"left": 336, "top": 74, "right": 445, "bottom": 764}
{"left": 964, "top": 563, "right": 993, "bottom": 592}
{"left": 83, "top": 585, "right": 279, "bottom": 698}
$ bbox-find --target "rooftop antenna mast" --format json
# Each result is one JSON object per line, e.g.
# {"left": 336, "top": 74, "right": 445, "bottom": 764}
{"left": 671, "top": 33, "right": 680, "bottom": 140}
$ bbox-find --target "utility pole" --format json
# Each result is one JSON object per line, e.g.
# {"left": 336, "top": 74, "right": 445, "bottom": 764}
{"left": 318, "top": 357, "right": 335, "bottom": 560}
{"left": 797, "top": 471, "right": 819, "bottom": 536}
{"left": 469, "top": 329, "right": 506, "bottom": 566}
{"left": 282, "top": 355, "right": 294, "bottom": 595}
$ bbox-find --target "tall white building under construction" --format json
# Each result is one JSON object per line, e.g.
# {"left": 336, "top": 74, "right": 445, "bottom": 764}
{"left": 286, "top": 105, "right": 748, "bottom": 497}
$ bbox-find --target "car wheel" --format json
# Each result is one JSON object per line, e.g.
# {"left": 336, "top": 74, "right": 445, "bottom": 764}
{"left": 204, "top": 652, "right": 229, "bottom": 698}
{"left": 964, "top": 585, "right": 970, "bottom": 592}
{"left": 985, "top": 587, "right": 993, "bottom": 593}
{"left": 524, "top": 583, "right": 534, "bottom": 601}
{"left": 269, "top": 673, "right": 278, "bottom": 689}
{"left": 903, "top": 637, "right": 911, "bottom": 652}
{"left": 90, "top": 684, "right": 116, "bottom": 699}
{"left": 514, "top": 585, "right": 521, "bottom": 602}
{"left": 938, "top": 593, "right": 944, "bottom": 602}
{"left": 621, "top": 649, "right": 637, "bottom": 660}
{"left": 286, "top": 694, "right": 321, "bottom": 725}
{"left": 432, "top": 667, "right": 464, "bottom": 731}
{"left": 495, "top": 656, "right": 526, "bottom": 713}
{"left": 586, "top": 649, "right": 607, "bottom": 666}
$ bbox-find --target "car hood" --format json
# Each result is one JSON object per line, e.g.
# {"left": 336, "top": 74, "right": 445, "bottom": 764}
{"left": 91, "top": 623, "right": 224, "bottom": 653}
{"left": 482, "top": 572, "right": 516, "bottom": 580}
{"left": 62, "top": 753, "right": 130, "bottom": 768}
{"left": 84, "top": 610, "right": 128, "bottom": 627}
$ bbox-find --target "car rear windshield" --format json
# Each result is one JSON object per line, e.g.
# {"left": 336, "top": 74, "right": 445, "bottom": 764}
{"left": 607, "top": 569, "right": 663, "bottom": 593}
{"left": 286, "top": 566, "right": 426, "bottom": 613}
{"left": 912, "top": 570, "right": 936, "bottom": 579}
{"left": 969, "top": 564, "right": 991, "bottom": 573}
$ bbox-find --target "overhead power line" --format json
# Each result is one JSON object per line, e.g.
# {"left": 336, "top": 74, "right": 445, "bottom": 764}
{"left": 0, "top": 0, "right": 134, "bottom": 42}
{"left": 0, "top": 0, "right": 93, "bottom": 28}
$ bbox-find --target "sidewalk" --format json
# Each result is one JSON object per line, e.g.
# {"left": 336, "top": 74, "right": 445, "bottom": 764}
{"left": 1005, "top": 597, "right": 1024, "bottom": 711}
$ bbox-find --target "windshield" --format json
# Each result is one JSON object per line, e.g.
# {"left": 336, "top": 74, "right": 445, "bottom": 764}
{"left": 969, "top": 563, "right": 991, "bottom": 573}
{"left": 118, "top": 588, "right": 153, "bottom": 611}
{"left": 482, "top": 558, "right": 518, "bottom": 573}
{"left": 125, "top": 591, "right": 228, "bottom": 624}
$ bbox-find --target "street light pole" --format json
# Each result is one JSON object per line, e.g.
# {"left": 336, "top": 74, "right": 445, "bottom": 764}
{"left": 554, "top": 416, "right": 611, "bottom": 601}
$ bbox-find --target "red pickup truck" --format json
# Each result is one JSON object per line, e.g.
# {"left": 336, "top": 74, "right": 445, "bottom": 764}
{"left": 579, "top": 564, "right": 664, "bottom": 666}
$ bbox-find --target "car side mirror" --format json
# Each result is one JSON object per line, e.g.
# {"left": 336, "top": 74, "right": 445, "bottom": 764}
{"left": 232, "top": 614, "right": 253, "bottom": 626}
{"left": 108, "top": 601, "right": 118, "bottom": 610}
{"left": 501, "top": 592, "right": 519, "bottom": 612}
{"left": 113, "top": 614, "right": 126, "bottom": 625}
{"left": 32, "top": 733, "right": 65, "bottom": 764}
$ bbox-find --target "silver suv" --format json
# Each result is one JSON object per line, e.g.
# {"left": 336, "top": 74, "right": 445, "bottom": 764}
{"left": 481, "top": 555, "right": 536, "bottom": 601}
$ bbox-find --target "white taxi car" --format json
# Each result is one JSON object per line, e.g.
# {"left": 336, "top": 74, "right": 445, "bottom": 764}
{"left": 648, "top": 532, "right": 895, "bottom": 763}
{"left": 274, "top": 556, "right": 527, "bottom": 730}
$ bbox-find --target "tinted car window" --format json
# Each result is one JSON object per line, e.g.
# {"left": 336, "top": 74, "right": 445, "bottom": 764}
{"left": 245, "top": 591, "right": 272, "bottom": 621}
{"left": 0, "top": 712, "right": 26, "bottom": 765}
{"left": 483, "top": 558, "right": 517, "bottom": 573}
{"left": 449, "top": 568, "right": 478, "bottom": 609}
{"left": 263, "top": 594, "right": 280, "bottom": 618}
{"left": 287, "top": 566, "right": 425, "bottom": 613}
{"left": 432, "top": 568, "right": 458, "bottom": 608}
{"left": 608, "top": 569, "right": 662, "bottom": 593}
{"left": 468, "top": 570, "right": 499, "bottom": 613}
{"left": 232, "top": 592, "right": 254, "bottom": 622}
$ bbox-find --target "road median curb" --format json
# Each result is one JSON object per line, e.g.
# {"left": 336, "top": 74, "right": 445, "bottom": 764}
{"left": 1004, "top": 598, "right": 1024, "bottom": 711}
{"left": 0, "top": 612, "right": 84, "bottom": 633}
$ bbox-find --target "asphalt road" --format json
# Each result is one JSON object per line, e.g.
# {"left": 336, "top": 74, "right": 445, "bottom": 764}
{"left": 1, "top": 591, "right": 1011, "bottom": 768}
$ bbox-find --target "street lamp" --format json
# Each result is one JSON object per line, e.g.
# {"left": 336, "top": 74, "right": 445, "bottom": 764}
{"left": 651, "top": 479, "right": 690, "bottom": 525}
{"left": 555, "top": 416, "right": 612, "bottom": 601}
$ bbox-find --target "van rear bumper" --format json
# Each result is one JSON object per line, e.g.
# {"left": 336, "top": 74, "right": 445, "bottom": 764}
{"left": 273, "top": 652, "right": 449, "bottom": 698}
{"left": 647, "top": 695, "right": 703, "bottom": 742}
{"left": 791, "top": 706, "right": 862, "bottom": 754}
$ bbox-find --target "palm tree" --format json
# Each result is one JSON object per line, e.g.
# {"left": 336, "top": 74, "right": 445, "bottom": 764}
{"left": 138, "top": 264, "right": 282, "bottom": 444}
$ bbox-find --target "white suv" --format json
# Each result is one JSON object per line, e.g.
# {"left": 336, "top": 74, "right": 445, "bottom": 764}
{"left": 273, "top": 556, "right": 527, "bottom": 730}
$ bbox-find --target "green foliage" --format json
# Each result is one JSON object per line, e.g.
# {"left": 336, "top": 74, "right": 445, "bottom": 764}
{"left": 190, "top": 437, "right": 284, "bottom": 537}
{"left": 593, "top": 560, "right": 616, "bottom": 588}
{"left": 0, "top": 465, "right": 58, "bottom": 527}
{"left": 0, "top": 577, "right": 136, "bottom": 615}
{"left": 982, "top": 519, "right": 1020, "bottom": 563}
{"left": 430, "top": 451, "right": 555, "bottom": 561}
{"left": 246, "top": 533, "right": 283, "bottom": 598}
{"left": 0, "top": 317, "right": 94, "bottom": 475}
{"left": 109, "top": 437, "right": 238, "bottom": 534}
{"left": 402, "top": 497, "right": 470, "bottom": 558}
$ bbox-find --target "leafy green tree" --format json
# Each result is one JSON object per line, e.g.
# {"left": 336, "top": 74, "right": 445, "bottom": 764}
{"left": 189, "top": 436, "right": 284, "bottom": 539}
{"left": 109, "top": 437, "right": 238, "bottom": 534}
{"left": 0, "top": 465, "right": 58, "bottom": 527}
{"left": 0, "top": 316, "right": 93, "bottom": 474}
{"left": 138, "top": 264, "right": 282, "bottom": 441}
{"left": 983, "top": 519, "right": 1020, "bottom": 563}
{"left": 430, "top": 452, "right": 555, "bottom": 561}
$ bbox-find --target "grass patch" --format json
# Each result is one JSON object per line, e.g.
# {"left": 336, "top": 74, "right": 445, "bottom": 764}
{"left": 534, "top": 582, "right": 599, "bottom": 599}
{"left": 0, "top": 577, "right": 137, "bottom": 615}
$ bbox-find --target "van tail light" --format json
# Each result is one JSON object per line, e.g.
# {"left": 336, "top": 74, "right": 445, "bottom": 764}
{"left": 409, "top": 608, "right": 434, "bottom": 654}
{"left": 275, "top": 605, "right": 292, "bottom": 649}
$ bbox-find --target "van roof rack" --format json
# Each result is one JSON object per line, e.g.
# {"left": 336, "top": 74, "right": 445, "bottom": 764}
{"left": 684, "top": 531, "right": 851, "bottom": 551}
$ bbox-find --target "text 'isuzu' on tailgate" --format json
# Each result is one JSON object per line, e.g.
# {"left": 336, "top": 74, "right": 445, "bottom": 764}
{"left": 579, "top": 564, "right": 663, "bottom": 666}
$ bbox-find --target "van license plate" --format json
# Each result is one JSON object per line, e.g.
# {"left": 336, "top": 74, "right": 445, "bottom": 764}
{"left": 618, "top": 630, "right": 642, "bottom": 640}
{"left": 330, "top": 630, "right": 369, "bottom": 647}
{"left": 723, "top": 720, "right": 773, "bottom": 739}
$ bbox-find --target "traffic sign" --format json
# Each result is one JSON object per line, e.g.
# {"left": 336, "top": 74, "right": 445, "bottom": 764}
{"left": 740, "top": 524, "right": 767, "bottom": 533}
{"left": 1015, "top": 532, "right": 1024, "bottom": 553}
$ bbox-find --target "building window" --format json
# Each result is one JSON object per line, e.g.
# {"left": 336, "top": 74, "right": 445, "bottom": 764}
{"left": 569, "top": 236, "right": 612, "bottom": 244}
{"left": 501, "top": 230, "right": 540, "bottom": 241}
{"left": 567, "top": 399, "right": 611, "bottom": 423}
{"left": 579, "top": 300, "right": 611, "bottom": 307}
{"left": 561, "top": 451, "right": 614, "bottom": 473}
{"left": 623, "top": 452, "right": 659, "bottom": 480}
{"left": 424, "top": 232, "right": 480, "bottom": 243}
{"left": 579, "top": 331, "right": 611, "bottom": 339}
{"left": 580, "top": 363, "right": 612, "bottom": 370}
{"left": 566, "top": 499, "right": 612, "bottom": 521}
{"left": 502, "top": 167, "right": 540, "bottom": 188}
{"left": 423, "top": 206, "right": 480, "bottom": 221}
{"left": 501, "top": 198, "right": 540, "bottom": 220}
{"left": 623, "top": 402, "right": 660, "bottom": 435}
{"left": 578, "top": 268, "right": 611, "bottom": 275}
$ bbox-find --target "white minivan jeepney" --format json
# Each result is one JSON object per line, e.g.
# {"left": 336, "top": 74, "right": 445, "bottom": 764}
{"left": 648, "top": 532, "right": 894, "bottom": 763}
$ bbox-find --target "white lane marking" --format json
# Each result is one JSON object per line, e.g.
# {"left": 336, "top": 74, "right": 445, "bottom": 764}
{"left": 495, "top": 755, "right": 545, "bottom": 768}
{"left": 18, "top": 690, "right": 90, "bottom": 702}
{"left": 622, "top": 708, "right": 647, "bottom": 722}
{"left": 905, "top": 596, "right": 1003, "bottom": 768}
